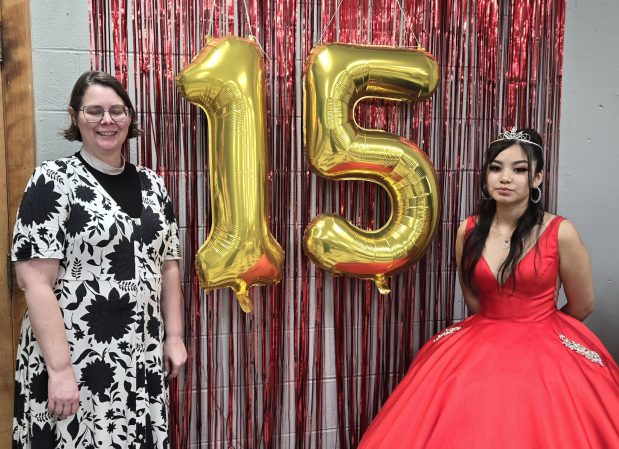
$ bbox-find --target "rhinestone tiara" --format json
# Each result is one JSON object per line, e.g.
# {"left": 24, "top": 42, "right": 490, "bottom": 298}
{"left": 490, "top": 127, "right": 543, "bottom": 150}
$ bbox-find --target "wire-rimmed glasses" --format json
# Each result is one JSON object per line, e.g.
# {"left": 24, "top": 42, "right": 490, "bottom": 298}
{"left": 80, "top": 105, "right": 129, "bottom": 123}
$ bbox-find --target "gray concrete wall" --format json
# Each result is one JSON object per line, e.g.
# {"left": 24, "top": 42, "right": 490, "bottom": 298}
{"left": 559, "top": 0, "right": 619, "bottom": 359}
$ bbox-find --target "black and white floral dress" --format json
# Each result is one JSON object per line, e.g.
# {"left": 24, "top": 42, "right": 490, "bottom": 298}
{"left": 11, "top": 155, "right": 181, "bottom": 449}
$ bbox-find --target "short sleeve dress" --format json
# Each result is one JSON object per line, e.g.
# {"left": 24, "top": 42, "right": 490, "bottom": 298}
{"left": 11, "top": 155, "right": 181, "bottom": 449}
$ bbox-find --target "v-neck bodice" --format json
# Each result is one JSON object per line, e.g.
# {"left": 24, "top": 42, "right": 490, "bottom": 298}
{"left": 469, "top": 215, "right": 564, "bottom": 322}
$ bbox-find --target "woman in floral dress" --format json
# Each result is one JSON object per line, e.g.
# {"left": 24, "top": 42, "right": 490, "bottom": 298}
{"left": 11, "top": 71, "right": 187, "bottom": 448}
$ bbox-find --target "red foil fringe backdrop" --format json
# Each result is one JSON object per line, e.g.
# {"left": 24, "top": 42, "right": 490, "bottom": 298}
{"left": 88, "top": 0, "right": 565, "bottom": 447}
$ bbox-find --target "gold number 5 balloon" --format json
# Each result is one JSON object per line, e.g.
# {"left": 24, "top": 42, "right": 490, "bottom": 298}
{"left": 176, "top": 36, "right": 284, "bottom": 313}
{"left": 303, "top": 43, "right": 440, "bottom": 294}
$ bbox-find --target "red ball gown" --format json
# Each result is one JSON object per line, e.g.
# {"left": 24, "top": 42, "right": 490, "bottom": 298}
{"left": 358, "top": 216, "right": 619, "bottom": 449}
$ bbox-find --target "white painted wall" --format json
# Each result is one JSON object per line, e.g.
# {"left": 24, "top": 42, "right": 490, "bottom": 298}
{"left": 559, "top": 0, "right": 619, "bottom": 359}
{"left": 29, "top": 0, "right": 618, "bottom": 433}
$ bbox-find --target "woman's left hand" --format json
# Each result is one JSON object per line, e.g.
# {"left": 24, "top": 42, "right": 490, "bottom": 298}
{"left": 163, "top": 336, "right": 187, "bottom": 379}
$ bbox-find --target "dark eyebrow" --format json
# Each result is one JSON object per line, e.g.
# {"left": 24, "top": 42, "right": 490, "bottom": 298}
{"left": 490, "top": 159, "right": 528, "bottom": 165}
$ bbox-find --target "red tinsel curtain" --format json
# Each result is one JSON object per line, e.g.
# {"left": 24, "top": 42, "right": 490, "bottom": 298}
{"left": 88, "top": 0, "right": 564, "bottom": 447}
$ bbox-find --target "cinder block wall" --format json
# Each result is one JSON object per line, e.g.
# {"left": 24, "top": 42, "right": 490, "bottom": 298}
{"left": 31, "top": 1, "right": 91, "bottom": 162}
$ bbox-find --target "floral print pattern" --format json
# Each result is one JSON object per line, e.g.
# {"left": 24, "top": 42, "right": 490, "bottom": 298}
{"left": 11, "top": 156, "right": 180, "bottom": 449}
{"left": 17, "top": 176, "right": 63, "bottom": 226}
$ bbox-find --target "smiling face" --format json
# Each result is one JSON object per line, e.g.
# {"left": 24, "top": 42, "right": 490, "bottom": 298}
{"left": 485, "top": 144, "right": 543, "bottom": 208}
{"left": 69, "top": 84, "right": 130, "bottom": 165}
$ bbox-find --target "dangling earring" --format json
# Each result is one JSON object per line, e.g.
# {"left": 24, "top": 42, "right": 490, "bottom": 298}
{"left": 481, "top": 184, "right": 490, "bottom": 201}
{"left": 531, "top": 186, "right": 542, "bottom": 203}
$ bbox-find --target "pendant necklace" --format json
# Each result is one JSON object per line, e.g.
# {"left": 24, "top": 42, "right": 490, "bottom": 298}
{"left": 495, "top": 218, "right": 512, "bottom": 250}
{"left": 501, "top": 237, "right": 510, "bottom": 250}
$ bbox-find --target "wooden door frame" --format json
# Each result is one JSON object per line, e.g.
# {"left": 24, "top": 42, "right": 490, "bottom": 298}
{"left": 0, "top": 0, "right": 36, "bottom": 446}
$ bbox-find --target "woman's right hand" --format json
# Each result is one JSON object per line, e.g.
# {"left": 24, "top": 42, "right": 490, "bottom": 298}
{"left": 47, "top": 365, "right": 80, "bottom": 419}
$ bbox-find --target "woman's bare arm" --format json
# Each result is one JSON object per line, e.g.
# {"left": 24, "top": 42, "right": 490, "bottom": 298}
{"left": 160, "top": 259, "right": 187, "bottom": 379}
{"left": 15, "top": 258, "right": 79, "bottom": 419}
{"left": 455, "top": 219, "right": 480, "bottom": 314}
{"left": 558, "top": 220, "right": 594, "bottom": 321}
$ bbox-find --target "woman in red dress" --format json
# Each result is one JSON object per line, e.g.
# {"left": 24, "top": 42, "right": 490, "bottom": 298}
{"left": 358, "top": 128, "right": 619, "bottom": 449}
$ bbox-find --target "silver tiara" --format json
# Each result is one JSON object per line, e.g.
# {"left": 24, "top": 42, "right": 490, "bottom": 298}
{"left": 490, "top": 127, "right": 543, "bottom": 150}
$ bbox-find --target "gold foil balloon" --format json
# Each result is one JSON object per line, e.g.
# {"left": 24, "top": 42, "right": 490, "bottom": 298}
{"left": 176, "top": 36, "right": 284, "bottom": 313}
{"left": 303, "top": 43, "right": 440, "bottom": 294}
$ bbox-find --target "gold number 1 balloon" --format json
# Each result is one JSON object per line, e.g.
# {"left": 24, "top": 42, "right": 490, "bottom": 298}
{"left": 176, "top": 36, "right": 284, "bottom": 312}
{"left": 303, "top": 43, "right": 440, "bottom": 294}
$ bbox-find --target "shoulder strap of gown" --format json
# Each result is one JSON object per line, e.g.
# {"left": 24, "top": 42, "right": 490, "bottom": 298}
{"left": 544, "top": 215, "right": 565, "bottom": 241}
{"left": 465, "top": 215, "right": 477, "bottom": 234}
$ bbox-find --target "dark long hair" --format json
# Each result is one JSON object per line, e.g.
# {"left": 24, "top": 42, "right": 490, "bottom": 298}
{"left": 461, "top": 128, "right": 545, "bottom": 291}
{"left": 63, "top": 70, "right": 142, "bottom": 141}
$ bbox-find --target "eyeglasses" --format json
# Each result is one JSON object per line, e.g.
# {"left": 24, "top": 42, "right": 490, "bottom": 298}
{"left": 80, "top": 105, "right": 130, "bottom": 123}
